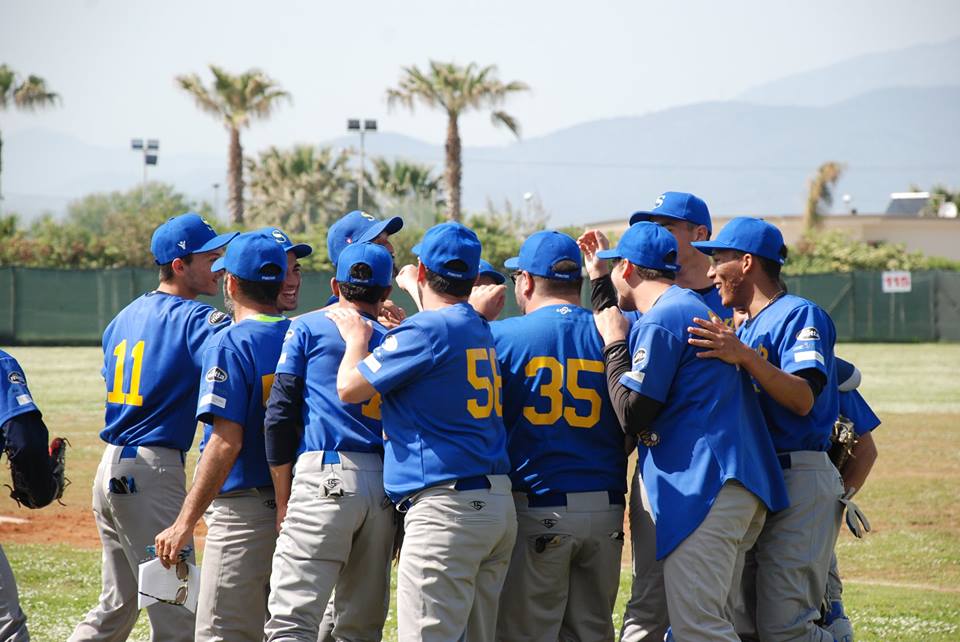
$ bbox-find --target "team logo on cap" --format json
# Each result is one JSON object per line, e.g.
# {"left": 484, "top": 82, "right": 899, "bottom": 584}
{"left": 541, "top": 518, "right": 557, "bottom": 529}
{"left": 271, "top": 229, "right": 287, "bottom": 243}
{"left": 205, "top": 367, "right": 228, "bottom": 383}
{"left": 7, "top": 371, "right": 25, "bottom": 385}
{"left": 796, "top": 327, "right": 820, "bottom": 341}
{"left": 177, "top": 240, "right": 187, "bottom": 250}
{"left": 381, "top": 336, "right": 399, "bottom": 352}
{"left": 359, "top": 211, "right": 375, "bottom": 221}
{"left": 654, "top": 194, "right": 665, "bottom": 208}
{"left": 208, "top": 311, "right": 229, "bottom": 325}
{"left": 470, "top": 500, "right": 486, "bottom": 511}
{"left": 632, "top": 348, "right": 648, "bottom": 366}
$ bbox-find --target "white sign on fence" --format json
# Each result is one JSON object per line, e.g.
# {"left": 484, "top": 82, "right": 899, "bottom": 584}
{"left": 881, "top": 270, "right": 912, "bottom": 293}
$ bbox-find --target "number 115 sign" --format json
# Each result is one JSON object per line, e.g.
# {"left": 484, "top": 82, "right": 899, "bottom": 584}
{"left": 881, "top": 271, "right": 912, "bottom": 294}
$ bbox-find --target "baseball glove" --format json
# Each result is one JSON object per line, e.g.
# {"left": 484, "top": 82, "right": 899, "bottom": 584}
{"left": 828, "top": 415, "right": 857, "bottom": 471}
{"left": 6, "top": 437, "right": 69, "bottom": 509}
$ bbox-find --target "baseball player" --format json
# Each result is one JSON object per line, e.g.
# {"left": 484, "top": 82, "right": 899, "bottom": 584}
{"left": 329, "top": 221, "right": 517, "bottom": 641}
{"left": 592, "top": 221, "right": 788, "bottom": 641}
{"left": 477, "top": 259, "right": 507, "bottom": 287}
{"left": 491, "top": 231, "right": 628, "bottom": 640}
{"left": 688, "top": 216, "right": 843, "bottom": 642}
{"left": 69, "top": 213, "right": 236, "bottom": 642}
{"left": 0, "top": 349, "right": 68, "bottom": 641}
{"left": 579, "top": 191, "right": 733, "bottom": 641}
{"left": 263, "top": 242, "right": 395, "bottom": 641}
{"left": 152, "top": 231, "right": 290, "bottom": 641}
{"left": 258, "top": 227, "right": 312, "bottom": 313}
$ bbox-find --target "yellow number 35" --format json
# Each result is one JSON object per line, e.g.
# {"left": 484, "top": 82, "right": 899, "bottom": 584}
{"left": 524, "top": 357, "right": 603, "bottom": 429}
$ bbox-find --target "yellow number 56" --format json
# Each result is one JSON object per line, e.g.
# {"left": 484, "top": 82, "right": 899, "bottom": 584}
{"left": 466, "top": 348, "right": 502, "bottom": 419}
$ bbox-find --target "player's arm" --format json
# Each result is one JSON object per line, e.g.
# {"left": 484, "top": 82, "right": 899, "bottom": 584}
{"left": 155, "top": 416, "right": 243, "bottom": 567}
{"left": 577, "top": 229, "right": 618, "bottom": 312}
{"left": 688, "top": 316, "right": 818, "bottom": 416}
{"left": 326, "top": 309, "right": 378, "bottom": 403}
{"left": 841, "top": 431, "right": 877, "bottom": 494}
{"left": 264, "top": 372, "right": 305, "bottom": 532}
{"left": 601, "top": 340, "right": 664, "bottom": 435}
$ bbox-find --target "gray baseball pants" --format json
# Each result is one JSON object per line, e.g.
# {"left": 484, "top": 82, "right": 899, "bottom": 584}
{"left": 68, "top": 444, "right": 195, "bottom": 642}
{"left": 0, "top": 544, "right": 29, "bottom": 641}
{"left": 496, "top": 491, "right": 624, "bottom": 641}
{"left": 619, "top": 463, "right": 669, "bottom": 642}
{"left": 825, "top": 552, "right": 843, "bottom": 604}
{"left": 397, "top": 474, "right": 517, "bottom": 642}
{"left": 195, "top": 486, "right": 277, "bottom": 642}
{"left": 737, "top": 451, "right": 844, "bottom": 642}
{"left": 663, "top": 480, "right": 766, "bottom": 642}
{"left": 265, "top": 451, "right": 393, "bottom": 642}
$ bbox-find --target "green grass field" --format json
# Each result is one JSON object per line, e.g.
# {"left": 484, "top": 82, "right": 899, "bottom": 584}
{"left": 2, "top": 344, "right": 959, "bottom": 641}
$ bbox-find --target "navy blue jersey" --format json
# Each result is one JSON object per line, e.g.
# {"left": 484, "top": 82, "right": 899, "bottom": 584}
{"left": 491, "top": 304, "right": 626, "bottom": 495}
{"left": 839, "top": 390, "right": 880, "bottom": 436}
{"left": 100, "top": 292, "right": 230, "bottom": 450}
{"left": 197, "top": 315, "right": 290, "bottom": 494}
{"left": 623, "top": 284, "right": 732, "bottom": 327}
{"left": 621, "top": 286, "right": 788, "bottom": 559}
{"left": 358, "top": 303, "right": 511, "bottom": 502}
{"left": 737, "top": 294, "right": 839, "bottom": 453}
{"left": 276, "top": 310, "right": 386, "bottom": 455}
{"left": 0, "top": 350, "right": 40, "bottom": 452}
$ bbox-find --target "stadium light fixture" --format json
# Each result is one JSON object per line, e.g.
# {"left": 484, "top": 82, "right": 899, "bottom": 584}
{"left": 131, "top": 137, "right": 159, "bottom": 206}
{"left": 347, "top": 118, "right": 377, "bottom": 208}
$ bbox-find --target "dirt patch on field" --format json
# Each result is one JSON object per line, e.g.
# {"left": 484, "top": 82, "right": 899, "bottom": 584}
{"left": 0, "top": 505, "right": 207, "bottom": 550}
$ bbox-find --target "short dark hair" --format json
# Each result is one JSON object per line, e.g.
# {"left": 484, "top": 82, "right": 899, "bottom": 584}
{"left": 339, "top": 262, "right": 390, "bottom": 304}
{"left": 633, "top": 265, "right": 677, "bottom": 281}
{"left": 159, "top": 253, "right": 193, "bottom": 283}
{"left": 531, "top": 259, "right": 583, "bottom": 297}
{"left": 234, "top": 264, "right": 283, "bottom": 305}
{"left": 425, "top": 260, "right": 474, "bottom": 298}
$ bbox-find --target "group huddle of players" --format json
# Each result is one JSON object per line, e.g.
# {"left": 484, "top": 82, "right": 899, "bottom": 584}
{"left": 0, "top": 192, "right": 880, "bottom": 642}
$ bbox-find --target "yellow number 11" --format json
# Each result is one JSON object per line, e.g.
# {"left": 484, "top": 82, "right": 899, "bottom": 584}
{"left": 107, "top": 339, "right": 145, "bottom": 407}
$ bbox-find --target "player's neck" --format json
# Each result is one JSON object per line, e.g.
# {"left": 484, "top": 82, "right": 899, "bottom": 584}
{"left": 337, "top": 297, "right": 380, "bottom": 320}
{"left": 231, "top": 299, "right": 282, "bottom": 322}
{"left": 524, "top": 294, "right": 581, "bottom": 314}
{"left": 675, "top": 253, "right": 713, "bottom": 291}
{"left": 155, "top": 280, "right": 199, "bottom": 300}
{"left": 420, "top": 287, "right": 466, "bottom": 311}
{"left": 632, "top": 280, "right": 672, "bottom": 314}
{"left": 746, "top": 278, "right": 785, "bottom": 318}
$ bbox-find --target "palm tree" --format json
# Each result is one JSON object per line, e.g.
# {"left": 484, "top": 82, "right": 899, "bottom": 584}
{"left": 386, "top": 61, "right": 529, "bottom": 221}
{"left": 370, "top": 157, "right": 444, "bottom": 207}
{"left": 0, "top": 65, "right": 59, "bottom": 212}
{"left": 245, "top": 145, "right": 353, "bottom": 233}
{"left": 176, "top": 65, "right": 290, "bottom": 224}
{"left": 804, "top": 161, "right": 845, "bottom": 231}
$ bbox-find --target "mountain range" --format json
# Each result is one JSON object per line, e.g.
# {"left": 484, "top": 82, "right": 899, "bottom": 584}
{"left": 4, "top": 37, "right": 959, "bottom": 226}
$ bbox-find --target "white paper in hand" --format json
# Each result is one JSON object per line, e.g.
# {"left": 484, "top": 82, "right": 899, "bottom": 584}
{"left": 137, "top": 557, "right": 200, "bottom": 613}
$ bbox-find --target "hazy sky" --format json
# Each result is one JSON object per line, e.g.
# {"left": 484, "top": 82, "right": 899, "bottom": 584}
{"left": 3, "top": 0, "right": 960, "bottom": 156}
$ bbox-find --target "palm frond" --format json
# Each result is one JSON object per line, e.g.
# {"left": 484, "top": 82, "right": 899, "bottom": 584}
{"left": 490, "top": 110, "right": 521, "bottom": 137}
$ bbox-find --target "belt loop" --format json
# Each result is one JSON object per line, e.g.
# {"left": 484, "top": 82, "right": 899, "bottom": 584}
{"left": 119, "top": 445, "right": 138, "bottom": 461}
{"left": 778, "top": 453, "right": 792, "bottom": 469}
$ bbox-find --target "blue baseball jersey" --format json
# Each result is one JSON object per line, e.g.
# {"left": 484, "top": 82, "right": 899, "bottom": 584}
{"left": 491, "top": 304, "right": 626, "bottom": 495}
{"left": 737, "top": 294, "right": 839, "bottom": 453}
{"left": 197, "top": 315, "right": 290, "bottom": 494}
{"left": 100, "top": 292, "right": 230, "bottom": 450}
{"left": 839, "top": 390, "right": 880, "bottom": 436}
{"left": 357, "top": 303, "right": 511, "bottom": 502}
{"left": 621, "top": 286, "right": 788, "bottom": 559}
{"left": 276, "top": 310, "right": 386, "bottom": 455}
{"left": 0, "top": 350, "right": 40, "bottom": 452}
{"left": 623, "top": 285, "right": 732, "bottom": 327}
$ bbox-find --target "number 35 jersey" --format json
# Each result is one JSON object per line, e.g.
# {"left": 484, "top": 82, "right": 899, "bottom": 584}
{"left": 358, "top": 302, "right": 511, "bottom": 503}
{"left": 100, "top": 291, "right": 230, "bottom": 450}
{"left": 492, "top": 304, "right": 626, "bottom": 496}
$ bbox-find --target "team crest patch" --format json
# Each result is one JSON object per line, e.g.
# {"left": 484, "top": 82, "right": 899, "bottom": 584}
{"left": 796, "top": 327, "right": 820, "bottom": 341}
{"left": 208, "top": 311, "right": 230, "bottom": 325}
{"left": 470, "top": 500, "right": 486, "bottom": 511}
{"left": 205, "top": 367, "right": 228, "bottom": 383}
{"left": 632, "top": 348, "right": 648, "bottom": 366}
{"left": 177, "top": 240, "right": 187, "bottom": 250}
{"left": 639, "top": 431, "right": 660, "bottom": 447}
{"left": 7, "top": 371, "right": 25, "bottom": 385}
{"left": 271, "top": 229, "right": 287, "bottom": 243}
{"left": 541, "top": 518, "right": 557, "bottom": 529}
{"left": 284, "top": 329, "right": 295, "bottom": 341}
{"left": 381, "top": 335, "right": 399, "bottom": 352}
{"left": 654, "top": 194, "right": 665, "bottom": 208}
{"left": 557, "top": 306, "right": 572, "bottom": 315}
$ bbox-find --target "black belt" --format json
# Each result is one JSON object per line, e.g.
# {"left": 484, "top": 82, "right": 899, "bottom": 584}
{"left": 454, "top": 475, "right": 491, "bottom": 491}
{"left": 527, "top": 490, "right": 625, "bottom": 508}
{"left": 778, "top": 454, "right": 792, "bottom": 469}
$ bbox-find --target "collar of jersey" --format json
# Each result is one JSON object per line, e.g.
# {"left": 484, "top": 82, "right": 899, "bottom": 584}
{"left": 248, "top": 313, "right": 286, "bottom": 323}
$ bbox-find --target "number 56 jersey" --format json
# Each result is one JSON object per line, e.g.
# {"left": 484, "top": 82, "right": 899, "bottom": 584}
{"left": 492, "top": 304, "right": 627, "bottom": 496}
{"left": 100, "top": 291, "right": 230, "bottom": 450}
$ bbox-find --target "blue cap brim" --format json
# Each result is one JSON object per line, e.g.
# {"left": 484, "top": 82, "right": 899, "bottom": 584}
{"left": 595, "top": 249, "right": 623, "bottom": 260}
{"left": 629, "top": 211, "right": 654, "bottom": 225}
{"left": 197, "top": 231, "right": 239, "bottom": 255}
{"left": 411, "top": 242, "right": 422, "bottom": 256}
{"left": 289, "top": 243, "right": 313, "bottom": 258}
{"left": 210, "top": 256, "right": 226, "bottom": 273}
{"left": 503, "top": 257, "right": 520, "bottom": 270}
{"left": 480, "top": 270, "right": 506, "bottom": 284}
{"left": 358, "top": 216, "right": 403, "bottom": 244}
{"left": 690, "top": 240, "right": 727, "bottom": 256}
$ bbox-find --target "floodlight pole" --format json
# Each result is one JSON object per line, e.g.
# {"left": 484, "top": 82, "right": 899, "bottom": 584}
{"left": 347, "top": 119, "right": 377, "bottom": 209}
{"left": 130, "top": 138, "right": 159, "bottom": 207}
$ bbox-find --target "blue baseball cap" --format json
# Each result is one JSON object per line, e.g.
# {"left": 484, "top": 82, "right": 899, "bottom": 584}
{"left": 596, "top": 222, "right": 680, "bottom": 272}
{"left": 327, "top": 210, "right": 403, "bottom": 266}
{"left": 211, "top": 231, "right": 288, "bottom": 282}
{"left": 150, "top": 212, "right": 238, "bottom": 265}
{"left": 691, "top": 217, "right": 786, "bottom": 264}
{"left": 412, "top": 222, "right": 482, "bottom": 280}
{"left": 478, "top": 259, "right": 506, "bottom": 285}
{"left": 257, "top": 227, "right": 313, "bottom": 259}
{"left": 504, "top": 230, "right": 583, "bottom": 281}
{"left": 629, "top": 191, "right": 712, "bottom": 234}
{"left": 335, "top": 242, "right": 394, "bottom": 287}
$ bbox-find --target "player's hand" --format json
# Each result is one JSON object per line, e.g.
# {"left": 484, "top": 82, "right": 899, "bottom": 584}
{"left": 275, "top": 500, "right": 288, "bottom": 534}
{"left": 395, "top": 264, "right": 418, "bottom": 296}
{"left": 687, "top": 315, "right": 749, "bottom": 365}
{"left": 577, "top": 229, "right": 611, "bottom": 279}
{"left": 469, "top": 283, "right": 507, "bottom": 321}
{"left": 326, "top": 308, "right": 374, "bottom": 346}
{"left": 379, "top": 299, "right": 406, "bottom": 329}
{"left": 594, "top": 306, "right": 628, "bottom": 345}
{"left": 155, "top": 521, "right": 191, "bottom": 569}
